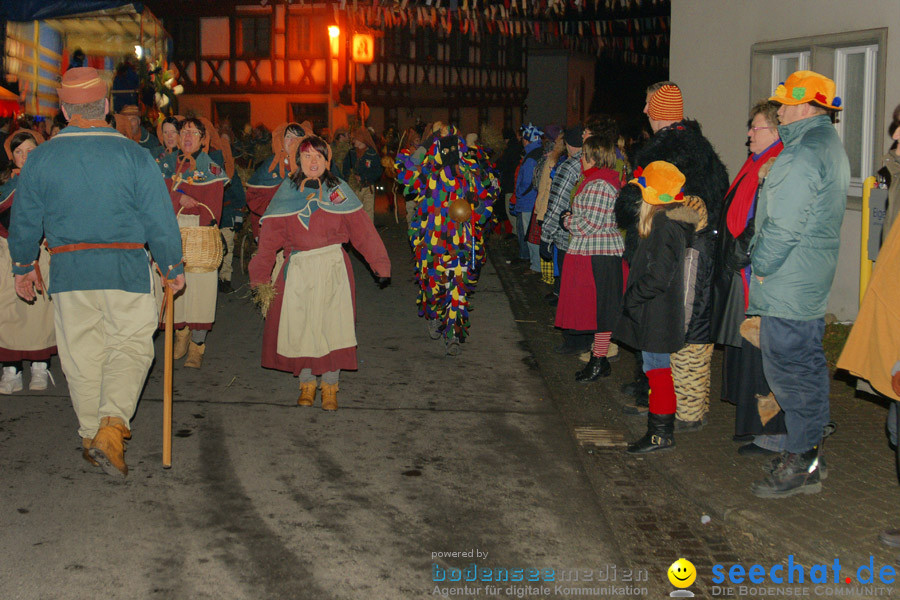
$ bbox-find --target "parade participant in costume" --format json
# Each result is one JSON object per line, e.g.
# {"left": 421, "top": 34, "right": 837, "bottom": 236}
{"left": 246, "top": 122, "right": 312, "bottom": 240}
{"left": 330, "top": 128, "right": 351, "bottom": 180}
{"left": 248, "top": 135, "right": 390, "bottom": 410}
{"left": 395, "top": 126, "right": 424, "bottom": 226}
{"left": 615, "top": 83, "right": 729, "bottom": 428}
{"left": 157, "top": 117, "right": 228, "bottom": 369}
{"left": 9, "top": 67, "right": 184, "bottom": 477}
{"left": 115, "top": 104, "right": 162, "bottom": 156}
{"left": 343, "top": 126, "right": 383, "bottom": 221}
{"left": 399, "top": 125, "right": 495, "bottom": 355}
{"left": 555, "top": 133, "right": 624, "bottom": 383}
{"left": 156, "top": 115, "right": 183, "bottom": 157}
{"left": 614, "top": 162, "right": 707, "bottom": 454}
{"left": 217, "top": 130, "right": 245, "bottom": 292}
{"left": 0, "top": 129, "right": 56, "bottom": 393}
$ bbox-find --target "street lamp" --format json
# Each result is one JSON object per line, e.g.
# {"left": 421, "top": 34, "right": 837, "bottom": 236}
{"left": 327, "top": 25, "right": 341, "bottom": 134}
{"left": 328, "top": 26, "right": 341, "bottom": 57}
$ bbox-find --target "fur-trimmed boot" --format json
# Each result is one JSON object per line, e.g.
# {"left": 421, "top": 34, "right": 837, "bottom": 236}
{"left": 298, "top": 381, "right": 317, "bottom": 406}
{"left": 626, "top": 367, "right": 677, "bottom": 454}
{"left": 184, "top": 342, "right": 205, "bottom": 369}
{"left": 173, "top": 328, "right": 191, "bottom": 360}
{"left": 321, "top": 383, "right": 339, "bottom": 411}
{"left": 88, "top": 417, "right": 131, "bottom": 477}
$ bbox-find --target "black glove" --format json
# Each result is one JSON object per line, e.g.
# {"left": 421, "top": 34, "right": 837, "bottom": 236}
{"left": 559, "top": 210, "right": 571, "bottom": 232}
{"left": 725, "top": 222, "right": 755, "bottom": 273}
{"left": 375, "top": 276, "right": 391, "bottom": 289}
{"left": 536, "top": 219, "right": 544, "bottom": 227}
{"left": 539, "top": 240, "right": 553, "bottom": 262}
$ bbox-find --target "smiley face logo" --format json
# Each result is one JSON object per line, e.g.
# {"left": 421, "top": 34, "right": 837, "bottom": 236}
{"left": 668, "top": 558, "right": 696, "bottom": 588}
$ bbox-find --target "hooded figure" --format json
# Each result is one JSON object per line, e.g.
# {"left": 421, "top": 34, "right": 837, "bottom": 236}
{"left": 398, "top": 125, "right": 498, "bottom": 355}
{"left": 245, "top": 122, "right": 312, "bottom": 239}
{"left": 342, "top": 126, "right": 383, "bottom": 220}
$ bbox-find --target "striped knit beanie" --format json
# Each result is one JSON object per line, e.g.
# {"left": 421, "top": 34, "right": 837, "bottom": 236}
{"left": 647, "top": 84, "right": 684, "bottom": 121}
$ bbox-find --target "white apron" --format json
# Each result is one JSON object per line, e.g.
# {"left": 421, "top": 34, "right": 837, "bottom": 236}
{"left": 155, "top": 214, "right": 218, "bottom": 325}
{"left": 176, "top": 213, "right": 217, "bottom": 325}
{"left": 0, "top": 237, "right": 55, "bottom": 351}
{"left": 277, "top": 244, "right": 356, "bottom": 358}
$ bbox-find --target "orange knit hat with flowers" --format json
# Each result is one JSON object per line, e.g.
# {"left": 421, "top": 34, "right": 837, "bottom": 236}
{"left": 769, "top": 70, "right": 843, "bottom": 111}
{"left": 630, "top": 161, "right": 686, "bottom": 205}
{"left": 647, "top": 84, "right": 684, "bottom": 121}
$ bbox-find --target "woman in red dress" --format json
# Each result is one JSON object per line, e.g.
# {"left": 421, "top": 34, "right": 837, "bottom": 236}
{"left": 249, "top": 136, "right": 390, "bottom": 410}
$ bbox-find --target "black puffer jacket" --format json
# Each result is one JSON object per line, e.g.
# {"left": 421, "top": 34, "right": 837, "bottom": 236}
{"left": 615, "top": 120, "right": 729, "bottom": 345}
{"left": 614, "top": 198, "right": 705, "bottom": 354}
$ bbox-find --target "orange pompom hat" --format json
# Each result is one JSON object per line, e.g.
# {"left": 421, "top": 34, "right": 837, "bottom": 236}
{"left": 629, "top": 161, "right": 686, "bottom": 205}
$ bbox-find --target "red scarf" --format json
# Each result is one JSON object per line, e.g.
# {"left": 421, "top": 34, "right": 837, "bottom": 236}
{"left": 575, "top": 166, "right": 623, "bottom": 196}
{"left": 725, "top": 141, "right": 783, "bottom": 237}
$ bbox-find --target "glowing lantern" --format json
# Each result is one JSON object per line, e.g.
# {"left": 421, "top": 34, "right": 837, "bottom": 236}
{"left": 352, "top": 33, "right": 374, "bottom": 63}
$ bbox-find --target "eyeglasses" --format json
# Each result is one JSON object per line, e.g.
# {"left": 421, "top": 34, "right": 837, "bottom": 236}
{"left": 180, "top": 130, "right": 202, "bottom": 137}
{"left": 749, "top": 126, "right": 775, "bottom": 132}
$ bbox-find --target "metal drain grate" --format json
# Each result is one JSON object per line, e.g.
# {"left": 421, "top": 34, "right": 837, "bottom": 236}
{"left": 574, "top": 426, "right": 627, "bottom": 448}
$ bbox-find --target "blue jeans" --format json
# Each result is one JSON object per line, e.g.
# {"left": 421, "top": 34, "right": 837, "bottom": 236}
{"left": 759, "top": 316, "right": 828, "bottom": 454}
{"left": 642, "top": 351, "right": 670, "bottom": 373}
{"left": 527, "top": 242, "right": 541, "bottom": 272}
{"left": 516, "top": 211, "right": 532, "bottom": 260}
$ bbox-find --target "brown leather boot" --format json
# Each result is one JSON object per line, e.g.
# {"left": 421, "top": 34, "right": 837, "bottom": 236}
{"left": 184, "top": 341, "right": 205, "bottom": 369}
{"left": 88, "top": 417, "right": 131, "bottom": 477}
{"left": 298, "top": 381, "right": 317, "bottom": 406}
{"left": 82, "top": 437, "right": 99, "bottom": 467}
{"left": 173, "top": 328, "right": 191, "bottom": 360}
{"left": 321, "top": 383, "right": 339, "bottom": 411}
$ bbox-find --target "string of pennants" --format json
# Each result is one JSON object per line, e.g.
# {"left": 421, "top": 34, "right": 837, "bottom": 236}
{"left": 335, "top": 0, "right": 669, "bottom": 66}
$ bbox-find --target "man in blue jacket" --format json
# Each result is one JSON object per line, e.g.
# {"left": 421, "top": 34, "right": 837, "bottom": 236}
{"left": 514, "top": 123, "right": 544, "bottom": 270}
{"left": 10, "top": 67, "right": 185, "bottom": 478}
{"left": 749, "top": 70, "right": 850, "bottom": 498}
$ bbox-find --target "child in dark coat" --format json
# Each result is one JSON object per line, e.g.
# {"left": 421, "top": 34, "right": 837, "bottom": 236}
{"left": 614, "top": 161, "right": 706, "bottom": 453}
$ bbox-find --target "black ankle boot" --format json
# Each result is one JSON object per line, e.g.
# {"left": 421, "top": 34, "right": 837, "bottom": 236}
{"left": 626, "top": 413, "right": 675, "bottom": 454}
{"left": 751, "top": 445, "right": 822, "bottom": 498}
{"left": 620, "top": 373, "right": 649, "bottom": 397}
{"left": 575, "top": 356, "right": 611, "bottom": 382}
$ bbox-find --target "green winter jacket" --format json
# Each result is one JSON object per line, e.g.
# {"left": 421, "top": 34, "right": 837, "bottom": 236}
{"left": 748, "top": 114, "right": 850, "bottom": 320}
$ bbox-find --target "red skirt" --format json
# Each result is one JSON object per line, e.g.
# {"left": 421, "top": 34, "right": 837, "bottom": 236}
{"left": 555, "top": 253, "right": 623, "bottom": 333}
{"left": 526, "top": 210, "right": 542, "bottom": 245}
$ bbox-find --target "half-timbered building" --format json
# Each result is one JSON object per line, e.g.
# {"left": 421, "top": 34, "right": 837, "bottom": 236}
{"left": 146, "top": 0, "right": 527, "bottom": 136}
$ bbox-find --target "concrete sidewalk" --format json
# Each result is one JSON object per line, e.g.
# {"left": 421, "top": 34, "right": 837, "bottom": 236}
{"left": 489, "top": 232, "right": 900, "bottom": 597}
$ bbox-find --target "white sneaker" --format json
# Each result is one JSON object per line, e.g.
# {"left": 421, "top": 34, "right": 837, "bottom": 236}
{"left": 29, "top": 362, "right": 54, "bottom": 391}
{"left": 0, "top": 366, "right": 23, "bottom": 394}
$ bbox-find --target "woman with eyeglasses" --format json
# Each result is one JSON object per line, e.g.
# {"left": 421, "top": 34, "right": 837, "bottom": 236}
{"left": 711, "top": 99, "right": 786, "bottom": 456}
{"left": 156, "top": 117, "right": 228, "bottom": 369}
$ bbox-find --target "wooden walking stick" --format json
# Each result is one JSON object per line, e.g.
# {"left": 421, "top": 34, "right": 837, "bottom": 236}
{"left": 162, "top": 281, "right": 174, "bottom": 468}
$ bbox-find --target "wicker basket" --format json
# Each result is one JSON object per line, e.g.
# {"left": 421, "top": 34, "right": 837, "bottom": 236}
{"left": 178, "top": 204, "right": 223, "bottom": 273}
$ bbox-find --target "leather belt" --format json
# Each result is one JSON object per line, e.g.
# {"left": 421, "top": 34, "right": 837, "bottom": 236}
{"left": 48, "top": 242, "right": 144, "bottom": 255}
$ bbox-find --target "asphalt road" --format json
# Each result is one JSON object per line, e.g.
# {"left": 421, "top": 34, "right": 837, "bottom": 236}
{"left": 0, "top": 219, "right": 628, "bottom": 600}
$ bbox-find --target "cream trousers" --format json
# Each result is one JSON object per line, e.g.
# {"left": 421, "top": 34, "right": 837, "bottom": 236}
{"left": 53, "top": 289, "right": 157, "bottom": 439}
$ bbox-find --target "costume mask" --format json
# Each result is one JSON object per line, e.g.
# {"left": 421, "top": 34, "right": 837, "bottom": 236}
{"left": 439, "top": 136, "right": 459, "bottom": 167}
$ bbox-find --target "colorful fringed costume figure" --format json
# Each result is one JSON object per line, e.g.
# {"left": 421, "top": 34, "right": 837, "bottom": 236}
{"left": 396, "top": 126, "right": 498, "bottom": 355}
